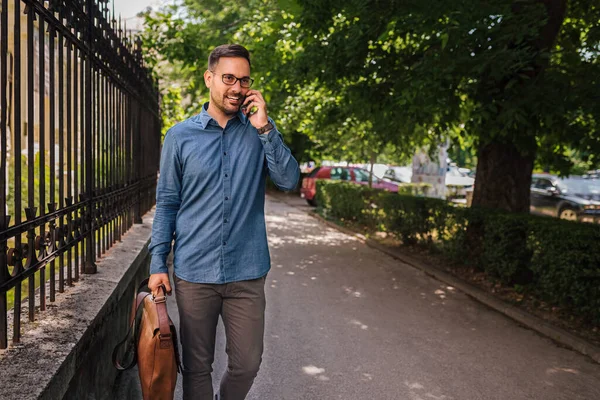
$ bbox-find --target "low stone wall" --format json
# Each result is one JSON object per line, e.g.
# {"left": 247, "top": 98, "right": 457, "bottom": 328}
{"left": 0, "top": 210, "right": 155, "bottom": 400}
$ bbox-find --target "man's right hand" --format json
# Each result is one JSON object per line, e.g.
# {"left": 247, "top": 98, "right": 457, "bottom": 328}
{"left": 148, "top": 273, "right": 172, "bottom": 298}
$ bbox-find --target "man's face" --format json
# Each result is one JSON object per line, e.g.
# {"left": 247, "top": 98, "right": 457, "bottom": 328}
{"left": 204, "top": 57, "right": 251, "bottom": 117}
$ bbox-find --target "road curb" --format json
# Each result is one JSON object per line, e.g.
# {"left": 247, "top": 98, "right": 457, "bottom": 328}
{"left": 306, "top": 210, "right": 600, "bottom": 365}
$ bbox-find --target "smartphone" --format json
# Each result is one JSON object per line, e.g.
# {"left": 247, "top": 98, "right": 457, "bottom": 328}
{"left": 240, "top": 96, "right": 258, "bottom": 115}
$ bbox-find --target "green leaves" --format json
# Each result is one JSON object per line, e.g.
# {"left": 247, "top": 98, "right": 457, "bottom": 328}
{"left": 141, "top": 0, "right": 599, "bottom": 180}
{"left": 440, "top": 32, "right": 449, "bottom": 50}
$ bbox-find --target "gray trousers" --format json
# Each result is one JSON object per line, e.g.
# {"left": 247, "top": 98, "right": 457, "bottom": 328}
{"left": 174, "top": 275, "right": 266, "bottom": 400}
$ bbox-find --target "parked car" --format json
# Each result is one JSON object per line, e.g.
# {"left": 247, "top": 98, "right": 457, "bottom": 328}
{"left": 353, "top": 163, "right": 389, "bottom": 179}
{"left": 300, "top": 166, "right": 398, "bottom": 206}
{"left": 383, "top": 165, "right": 475, "bottom": 196}
{"left": 530, "top": 174, "right": 600, "bottom": 222}
{"left": 383, "top": 166, "right": 413, "bottom": 183}
{"left": 445, "top": 166, "right": 475, "bottom": 189}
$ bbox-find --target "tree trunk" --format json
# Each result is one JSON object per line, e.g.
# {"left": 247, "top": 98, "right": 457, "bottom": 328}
{"left": 471, "top": 141, "right": 535, "bottom": 213}
{"left": 468, "top": 140, "right": 535, "bottom": 284}
{"left": 472, "top": 0, "right": 566, "bottom": 212}
{"left": 465, "top": 0, "right": 566, "bottom": 279}
{"left": 368, "top": 152, "right": 375, "bottom": 188}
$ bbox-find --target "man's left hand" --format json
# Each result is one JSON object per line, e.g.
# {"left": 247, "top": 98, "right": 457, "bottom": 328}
{"left": 242, "top": 90, "right": 269, "bottom": 131}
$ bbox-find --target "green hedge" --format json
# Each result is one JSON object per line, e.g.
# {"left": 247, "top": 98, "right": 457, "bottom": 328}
{"left": 317, "top": 180, "right": 600, "bottom": 324}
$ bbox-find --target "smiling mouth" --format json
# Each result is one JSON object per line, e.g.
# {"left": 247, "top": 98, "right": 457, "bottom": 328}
{"left": 226, "top": 96, "right": 242, "bottom": 104}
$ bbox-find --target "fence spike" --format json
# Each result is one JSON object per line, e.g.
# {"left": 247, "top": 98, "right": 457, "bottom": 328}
{"left": 0, "top": 215, "right": 10, "bottom": 231}
{"left": 24, "top": 207, "right": 38, "bottom": 221}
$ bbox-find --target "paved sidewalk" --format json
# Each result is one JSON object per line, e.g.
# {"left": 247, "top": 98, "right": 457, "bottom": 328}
{"left": 115, "top": 194, "right": 600, "bottom": 399}
{"left": 276, "top": 191, "right": 600, "bottom": 365}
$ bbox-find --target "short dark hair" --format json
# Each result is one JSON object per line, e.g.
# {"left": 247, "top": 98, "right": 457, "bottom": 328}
{"left": 208, "top": 44, "right": 251, "bottom": 71}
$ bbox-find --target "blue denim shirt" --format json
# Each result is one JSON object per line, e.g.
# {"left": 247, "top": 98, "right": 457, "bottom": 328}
{"left": 149, "top": 103, "right": 300, "bottom": 283}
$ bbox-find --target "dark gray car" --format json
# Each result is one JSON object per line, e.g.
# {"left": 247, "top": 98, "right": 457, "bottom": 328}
{"left": 530, "top": 174, "right": 600, "bottom": 222}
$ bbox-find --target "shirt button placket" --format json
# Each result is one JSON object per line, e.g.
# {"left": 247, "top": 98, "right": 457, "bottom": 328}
{"left": 222, "top": 128, "right": 232, "bottom": 278}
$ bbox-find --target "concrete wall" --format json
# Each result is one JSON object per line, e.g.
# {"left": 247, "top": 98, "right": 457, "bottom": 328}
{"left": 0, "top": 210, "right": 155, "bottom": 400}
{"left": 60, "top": 256, "right": 149, "bottom": 400}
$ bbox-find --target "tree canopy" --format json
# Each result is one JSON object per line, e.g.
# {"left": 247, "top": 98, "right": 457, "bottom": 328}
{"left": 141, "top": 0, "right": 599, "bottom": 211}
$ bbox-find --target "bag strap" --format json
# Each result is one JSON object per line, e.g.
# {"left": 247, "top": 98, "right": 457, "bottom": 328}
{"left": 112, "top": 279, "right": 151, "bottom": 370}
{"left": 153, "top": 283, "right": 174, "bottom": 349}
{"left": 152, "top": 282, "right": 183, "bottom": 371}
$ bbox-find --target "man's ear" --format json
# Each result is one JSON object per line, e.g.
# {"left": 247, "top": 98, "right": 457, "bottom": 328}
{"left": 204, "top": 70, "right": 212, "bottom": 88}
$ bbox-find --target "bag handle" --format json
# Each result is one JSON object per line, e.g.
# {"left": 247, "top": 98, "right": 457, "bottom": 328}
{"left": 151, "top": 282, "right": 182, "bottom": 371}
{"left": 153, "top": 283, "right": 174, "bottom": 348}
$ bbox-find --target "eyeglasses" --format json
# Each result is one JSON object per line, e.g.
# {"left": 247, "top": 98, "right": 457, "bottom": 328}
{"left": 211, "top": 71, "right": 254, "bottom": 88}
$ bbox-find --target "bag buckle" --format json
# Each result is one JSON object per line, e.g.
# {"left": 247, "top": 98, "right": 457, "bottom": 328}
{"left": 153, "top": 295, "right": 167, "bottom": 304}
{"left": 159, "top": 332, "right": 173, "bottom": 348}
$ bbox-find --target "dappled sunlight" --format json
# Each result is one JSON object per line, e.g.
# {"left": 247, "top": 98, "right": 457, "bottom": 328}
{"left": 303, "top": 365, "right": 324, "bottom": 375}
{"left": 267, "top": 232, "right": 357, "bottom": 248}
{"left": 546, "top": 367, "right": 580, "bottom": 375}
{"left": 265, "top": 212, "right": 323, "bottom": 231}
{"left": 342, "top": 285, "right": 363, "bottom": 298}
{"left": 404, "top": 381, "right": 454, "bottom": 400}
{"left": 434, "top": 285, "right": 457, "bottom": 301}
{"left": 266, "top": 211, "right": 359, "bottom": 249}
{"left": 423, "top": 284, "right": 461, "bottom": 307}
{"left": 349, "top": 319, "right": 369, "bottom": 330}
{"left": 302, "top": 365, "right": 330, "bottom": 381}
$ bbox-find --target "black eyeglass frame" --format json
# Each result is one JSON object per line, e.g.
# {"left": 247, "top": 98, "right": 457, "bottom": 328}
{"left": 210, "top": 71, "right": 254, "bottom": 88}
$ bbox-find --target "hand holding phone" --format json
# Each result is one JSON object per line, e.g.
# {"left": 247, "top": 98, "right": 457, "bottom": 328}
{"left": 241, "top": 90, "right": 269, "bottom": 129}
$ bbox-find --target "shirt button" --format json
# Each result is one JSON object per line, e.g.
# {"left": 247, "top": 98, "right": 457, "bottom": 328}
{"left": 224, "top": 152, "right": 227, "bottom": 156}
{"left": 225, "top": 196, "right": 229, "bottom": 200}
{"left": 224, "top": 219, "right": 228, "bottom": 223}
{"left": 225, "top": 174, "right": 229, "bottom": 178}
{"left": 223, "top": 241, "right": 227, "bottom": 246}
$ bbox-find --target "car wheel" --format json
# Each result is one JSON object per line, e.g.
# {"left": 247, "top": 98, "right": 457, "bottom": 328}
{"left": 559, "top": 207, "right": 578, "bottom": 221}
{"left": 307, "top": 198, "right": 317, "bottom": 207}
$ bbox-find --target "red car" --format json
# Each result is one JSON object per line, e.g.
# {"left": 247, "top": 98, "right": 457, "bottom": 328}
{"left": 300, "top": 166, "right": 399, "bottom": 206}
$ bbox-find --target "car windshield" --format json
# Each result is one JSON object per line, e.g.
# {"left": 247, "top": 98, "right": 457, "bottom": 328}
{"left": 354, "top": 169, "right": 371, "bottom": 182}
{"left": 307, "top": 167, "right": 321, "bottom": 177}
{"left": 556, "top": 179, "right": 600, "bottom": 195}
{"left": 446, "top": 167, "right": 464, "bottom": 177}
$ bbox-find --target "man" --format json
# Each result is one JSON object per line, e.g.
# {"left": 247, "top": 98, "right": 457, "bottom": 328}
{"left": 148, "top": 44, "right": 299, "bottom": 400}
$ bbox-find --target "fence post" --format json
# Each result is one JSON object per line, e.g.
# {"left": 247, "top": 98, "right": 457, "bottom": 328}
{"left": 135, "top": 100, "right": 143, "bottom": 224}
{"left": 83, "top": 0, "right": 97, "bottom": 274}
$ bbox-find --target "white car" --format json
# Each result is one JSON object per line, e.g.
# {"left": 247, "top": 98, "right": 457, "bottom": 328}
{"left": 445, "top": 166, "right": 475, "bottom": 188}
{"left": 384, "top": 165, "right": 475, "bottom": 196}
{"left": 383, "top": 166, "right": 413, "bottom": 183}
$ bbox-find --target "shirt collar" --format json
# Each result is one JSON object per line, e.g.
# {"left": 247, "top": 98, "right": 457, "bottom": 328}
{"left": 196, "top": 102, "right": 248, "bottom": 129}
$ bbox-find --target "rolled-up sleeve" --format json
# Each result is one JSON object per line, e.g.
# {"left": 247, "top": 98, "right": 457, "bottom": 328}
{"left": 149, "top": 130, "right": 182, "bottom": 274}
{"left": 258, "top": 121, "right": 300, "bottom": 191}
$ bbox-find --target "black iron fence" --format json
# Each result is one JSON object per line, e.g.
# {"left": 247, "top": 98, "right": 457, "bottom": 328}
{"left": 0, "top": 0, "right": 160, "bottom": 348}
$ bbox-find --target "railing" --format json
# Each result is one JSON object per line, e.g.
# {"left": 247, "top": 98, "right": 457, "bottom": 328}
{"left": 0, "top": 0, "right": 160, "bottom": 348}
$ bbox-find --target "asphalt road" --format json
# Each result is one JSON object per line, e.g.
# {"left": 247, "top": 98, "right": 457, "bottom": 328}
{"left": 116, "top": 194, "right": 600, "bottom": 399}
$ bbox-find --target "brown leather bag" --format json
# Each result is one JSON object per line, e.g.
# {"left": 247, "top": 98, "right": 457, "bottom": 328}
{"left": 113, "top": 278, "right": 181, "bottom": 400}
